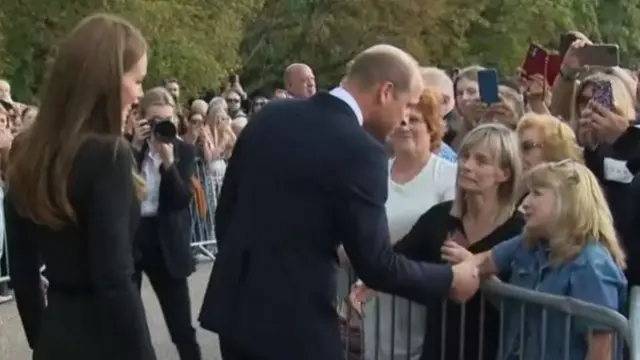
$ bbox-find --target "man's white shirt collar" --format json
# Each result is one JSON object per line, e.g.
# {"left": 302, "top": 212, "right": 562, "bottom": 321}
{"left": 329, "top": 87, "right": 363, "bottom": 126}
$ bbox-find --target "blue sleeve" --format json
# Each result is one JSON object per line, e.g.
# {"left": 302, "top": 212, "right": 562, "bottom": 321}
{"left": 490, "top": 235, "right": 524, "bottom": 274}
{"left": 569, "top": 260, "right": 627, "bottom": 334}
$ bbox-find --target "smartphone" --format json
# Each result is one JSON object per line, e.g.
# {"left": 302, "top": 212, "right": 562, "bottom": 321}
{"left": 559, "top": 32, "right": 580, "bottom": 57}
{"left": 577, "top": 44, "right": 620, "bottom": 67}
{"left": 592, "top": 80, "right": 614, "bottom": 110}
{"left": 521, "top": 44, "right": 562, "bottom": 86}
{"left": 478, "top": 69, "right": 500, "bottom": 104}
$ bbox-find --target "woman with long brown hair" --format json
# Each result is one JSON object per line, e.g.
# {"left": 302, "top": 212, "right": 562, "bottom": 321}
{"left": 4, "top": 14, "right": 156, "bottom": 360}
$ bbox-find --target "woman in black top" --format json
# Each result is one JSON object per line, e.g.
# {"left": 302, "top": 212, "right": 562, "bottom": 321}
{"left": 4, "top": 14, "right": 156, "bottom": 360}
{"left": 352, "top": 123, "right": 524, "bottom": 360}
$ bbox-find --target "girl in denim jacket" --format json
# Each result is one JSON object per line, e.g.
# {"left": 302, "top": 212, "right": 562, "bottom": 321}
{"left": 443, "top": 160, "right": 627, "bottom": 360}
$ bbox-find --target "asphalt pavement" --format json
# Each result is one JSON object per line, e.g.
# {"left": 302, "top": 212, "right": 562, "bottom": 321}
{"left": 0, "top": 262, "right": 221, "bottom": 360}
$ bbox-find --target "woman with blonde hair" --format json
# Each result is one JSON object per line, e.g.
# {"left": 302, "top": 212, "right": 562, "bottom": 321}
{"left": 572, "top": 72, "right": 636, "bottom": 233}
{"left": 131, "top": 86, "right": 201, "bottom": 360}
{"left": 352, "top": 123, "right": 525, "bottom": 360}
{"left": 355, "top": 88, "right": 457, "bottom": 360}
{"left": 449, "top": 66, "right": 485, "bottom": 148}
{"left": 453, "top": 160, "right": 627, "bottom": 360}
{"left": 516, "top": 113, "right": 583, "bottom": 171}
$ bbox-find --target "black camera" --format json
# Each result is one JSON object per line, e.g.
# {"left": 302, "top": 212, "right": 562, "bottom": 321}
{"left": 149, "top": 116, "right": 177, "bottom": 144}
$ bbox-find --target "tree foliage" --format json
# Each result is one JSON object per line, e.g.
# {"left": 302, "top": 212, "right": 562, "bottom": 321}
{"left": 0, "top": 0, "right": 261, "bottom": 100}
{"left": 0, "top": 0, "right": 639, "bottom": 101}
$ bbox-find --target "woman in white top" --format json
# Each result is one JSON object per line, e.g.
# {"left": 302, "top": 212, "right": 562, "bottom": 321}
{"left": 362, "top": 88, "right": 457, "bottom": 360}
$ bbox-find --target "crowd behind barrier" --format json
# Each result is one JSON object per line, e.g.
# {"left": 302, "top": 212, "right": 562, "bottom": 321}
{"left": 2, "top": 159, "right": 640, "bottom": 358}
{"left": 190, "top": 157, "right": 220, "bottom": 261}
{"left": 338, "top": 267, "right": 640, "bottom": 360}
{"left": 0, "top": 157, "right": 220, "bottom": 290}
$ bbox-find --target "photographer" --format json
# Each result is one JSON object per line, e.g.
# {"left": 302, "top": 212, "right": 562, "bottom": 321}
{"left": 131, "top": 87, "right": 201, "bottom": 360}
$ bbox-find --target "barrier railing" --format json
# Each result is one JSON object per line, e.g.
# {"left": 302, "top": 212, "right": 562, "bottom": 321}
{"left": 0, "top": 157, "right": 222, "bottom": 289}
{"left": 189, "top": 157, "right": 221, "bottom": 261}
{"left": 338, "top": 267, "right": 640, "bottom": 360}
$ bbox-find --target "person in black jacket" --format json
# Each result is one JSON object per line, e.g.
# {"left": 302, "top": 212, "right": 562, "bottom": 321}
{"left": 131, "top": 87, "right": 200, "bottom": 360}
{"left": 5, "top": 13, "right": 156, "bottom": 360}
{"left": 199, "top": 44, "right": 480, "bottom": 360}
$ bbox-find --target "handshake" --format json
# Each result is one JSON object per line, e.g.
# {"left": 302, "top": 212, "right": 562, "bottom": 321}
{"left": 349, "top": 240, "right": 481, "bottom": 314}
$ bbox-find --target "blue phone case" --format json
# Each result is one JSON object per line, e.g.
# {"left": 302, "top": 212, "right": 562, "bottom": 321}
{"left": 478, "top": 69, "right": 500, "bottom": 104}
{"left": 593, "top": 81, "right": 614, "bottom": 110}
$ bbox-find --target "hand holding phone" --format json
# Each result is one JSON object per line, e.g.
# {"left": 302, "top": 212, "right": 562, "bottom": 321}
{"left": 521, "top": 44, "right": 562, "bottom": 86}
{"left": 478, "top": 69, "right": 500, "bottom": 104}
{"left": 592, "top": 80, "right": 614, "bottom": 110}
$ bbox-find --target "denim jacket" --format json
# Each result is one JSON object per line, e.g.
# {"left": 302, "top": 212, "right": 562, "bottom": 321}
{"left": 492, "top": 235, "right": 627, "bottom": 360}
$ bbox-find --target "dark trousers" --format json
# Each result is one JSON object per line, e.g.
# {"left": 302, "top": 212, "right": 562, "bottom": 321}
{"left": 219, "top": 337, "right": 265, "bottom": 360}
{"left": 134, "top": 217, "right": 201, "bottom": 360}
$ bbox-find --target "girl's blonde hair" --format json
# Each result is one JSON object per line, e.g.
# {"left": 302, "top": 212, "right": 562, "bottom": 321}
{"left": 571, "top": 72, "right": 636, "bottom": 129}
{"left": 524, "top": 160, "right": 626, "bottom": 268}
{"left": 139, "top": 87, "right": 176, "bottom": 117}
{"left": 516, "top": 113, "right": 583, "bottom": 163}
{"left": 206, "top": 97, "right": 236, "bottom": 158}
{"left": 451, "top": 123, "right": 523, "bottom": 224}
{"left": 132, "top": 87, "right": 178, "bottom": 201}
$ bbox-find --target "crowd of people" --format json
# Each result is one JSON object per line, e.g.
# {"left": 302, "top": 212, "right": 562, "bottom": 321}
{"left": 1, "top": 11, "right": 640, "bottom": 360}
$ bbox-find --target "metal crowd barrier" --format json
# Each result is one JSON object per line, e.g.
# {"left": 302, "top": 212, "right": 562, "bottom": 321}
{"left": 189, "top": 157, "right": 221, "bottom": 261}
{"left": 338, "top": 267, "right": 640, "bottom": 360}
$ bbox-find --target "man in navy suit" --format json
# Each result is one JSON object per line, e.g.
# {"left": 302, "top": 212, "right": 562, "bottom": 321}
{"left": 199, "top": 44, "right": 480, "bottom": 360}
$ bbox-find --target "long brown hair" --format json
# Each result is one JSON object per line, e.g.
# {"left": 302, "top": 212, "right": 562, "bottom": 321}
{"left": 6, "top": 13, "right": 147, "bottom": 229}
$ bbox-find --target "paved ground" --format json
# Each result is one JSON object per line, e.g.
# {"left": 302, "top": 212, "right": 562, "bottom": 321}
{"left": 0, "top": 262, "right": 221, "bottom": 360}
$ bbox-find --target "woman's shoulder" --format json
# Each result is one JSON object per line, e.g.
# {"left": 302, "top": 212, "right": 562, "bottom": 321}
{"left": 505, "top": 210, "right": 526, "bottom": 229}
{"left": 76, "top": 136, "right": 132, "bottom": 174}
{"left": 425, "top": 200, "right": 454, "bottom": 219}
{"left": 574, "top": 242, "right": 625, "bottom": 271}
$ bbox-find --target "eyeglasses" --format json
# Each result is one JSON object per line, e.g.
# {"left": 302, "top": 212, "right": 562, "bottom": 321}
{"left": 226, "top": 98, "right": 240, "bottom": 104}
{"left": 520, "top": 140, "right": 542, "bottom": 152}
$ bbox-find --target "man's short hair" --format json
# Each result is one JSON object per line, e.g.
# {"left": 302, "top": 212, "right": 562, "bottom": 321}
{"left": 283, "top": 63, "right": 311, "bottom": 86}
{"left": 345, "top": 44, "right": 420, "bottom": 94}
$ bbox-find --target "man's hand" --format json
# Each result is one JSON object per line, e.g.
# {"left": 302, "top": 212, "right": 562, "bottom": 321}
{"left": 450, "top": 260, "right": 479, "bottom": 303}
{"left": 348, "top": 281, "right": 375, "bottom": 317}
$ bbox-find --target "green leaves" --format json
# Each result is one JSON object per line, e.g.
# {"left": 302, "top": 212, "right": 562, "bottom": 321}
{"left": 1, "top": 0, "right": 639, "bottom": 101}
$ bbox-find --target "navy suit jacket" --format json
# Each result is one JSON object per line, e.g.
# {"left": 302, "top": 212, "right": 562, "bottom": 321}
{"left": 199, "top": 92, "right": 454, "bottom": 360}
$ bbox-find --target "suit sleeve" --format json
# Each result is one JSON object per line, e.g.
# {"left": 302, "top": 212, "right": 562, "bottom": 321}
{"left": 87, "top": 141, "right": 155, "bottom": 360}
{"left": 335, "top": 144, "right": 453, "bottom": 305}
{"left": 5, "top": 194, "right": 46, "bottom": 348}
{"left": 159, "top": 141, "right": 197, "bottom": 210}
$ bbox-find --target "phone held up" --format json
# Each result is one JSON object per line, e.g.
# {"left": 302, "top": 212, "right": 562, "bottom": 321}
{"left": 576, "top": 44, "right": 620, "bottom": 68}
{"left": 520, "top": 44, "right": 562, "bottom": 86}
{"left": 478, "top": 69, "right": 500, "bottom": 105}
{"left": 592, "top": 80, "right": 614, "bottom": 110}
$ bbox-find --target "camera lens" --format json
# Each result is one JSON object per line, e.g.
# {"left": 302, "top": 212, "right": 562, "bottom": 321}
{"left": 150, "top": 117, "right": 177, "bottom": 143}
